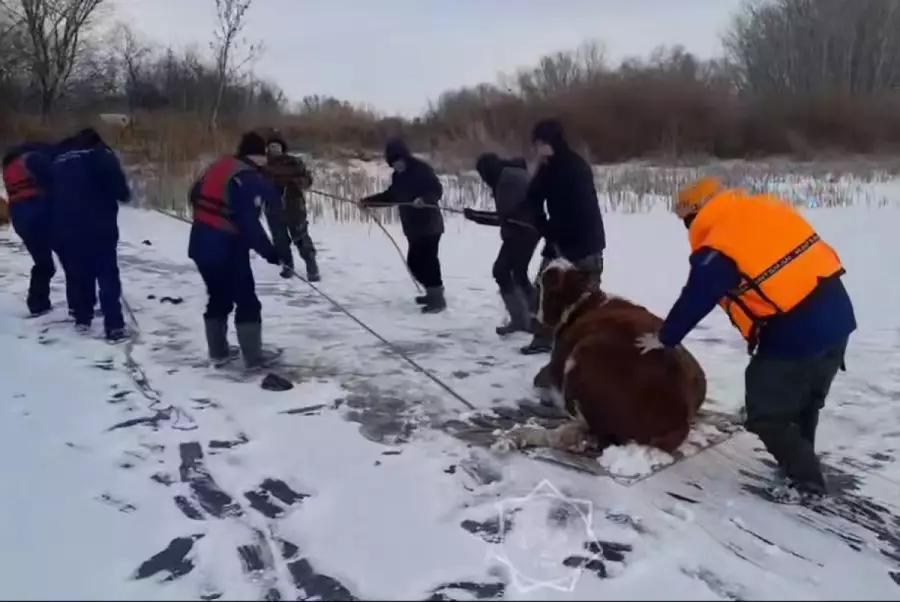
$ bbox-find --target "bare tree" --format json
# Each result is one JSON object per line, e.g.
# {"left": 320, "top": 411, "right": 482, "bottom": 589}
{"left": 0, "top": 0, "right": 106, "bottom": 119}
{"left": 208, "top": 0, "right": 262, "bottom": 131}
{"left": 110, "top": 23, "right": 152, "bottom": 115}
{"left": 724, "top": 0, "right": 900, "bottom": 96}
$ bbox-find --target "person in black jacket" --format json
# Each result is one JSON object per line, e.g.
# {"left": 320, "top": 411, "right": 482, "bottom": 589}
{"left": 464, "top": 153, "right": 541, "bottom": 336}
{"left": 520, "top": 118, "right": 606, "bottom": 355}
{"left": 360, "top": 138, "right": 447, "bottom": 313}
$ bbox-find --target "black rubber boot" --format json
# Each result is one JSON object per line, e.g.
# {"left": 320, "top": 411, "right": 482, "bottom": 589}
{"left": 205, "top": 318, "right": 239, "bottom": 367}
{"left": 421, "top": 286, "right": 447, "bottom": 314}
{"left": 496, "top": 290, "right": 531, "bottom": 336}
{"left": 236, "top": 322, "right": 283, "bottom": 369}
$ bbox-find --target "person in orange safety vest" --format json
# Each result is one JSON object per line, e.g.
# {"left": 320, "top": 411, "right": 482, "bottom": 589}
{"left": 2, "top": 141, "right": 61, "bottom": 316}
{"left": 188, "top": 132, "right": 289, "bottom": 371}
{"left": 635, "top": 176, "right": 856, "bottom": 504}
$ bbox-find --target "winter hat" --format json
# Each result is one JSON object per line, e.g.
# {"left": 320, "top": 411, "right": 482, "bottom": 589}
{"left": 266, "top": 134, "right": 288, "bottom": 153}
{"left": 531, "top": 118, "right": 566, "bottom": 147}
{"left": 677, "top": 176, "right": 724, "bottom": 211}
{"left": 384, "top": 138, "right": 411, "bottom": 165}
{"left": 237, "top": 131, "right": 267, "bottom": 157}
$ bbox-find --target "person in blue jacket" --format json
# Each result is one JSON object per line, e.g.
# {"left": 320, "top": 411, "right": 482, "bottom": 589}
{"left": 636, "top": 177, "right": 856, "bottom": 504}
{"left": 188, "top": 131, "right": 288, "bottom": 370}
{"left": 2, "top": 140, "right": 60, "bottom": 316}
{"left": 52, "top": 128, "right": 132, "bottom": 342}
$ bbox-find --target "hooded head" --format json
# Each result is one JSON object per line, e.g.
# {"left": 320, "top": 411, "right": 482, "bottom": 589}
{"left": 384, "top": 138, "right": 411, "bottom": 171}
{"left": 237, "top": 131, "right": 268, "bottom": 165}
{"left": 475, "top": 152, "right": 503, "bottom": 188}
{"left": 69, "top": 127, "right": 105, "bottom": 150}
{"left": 475, "top": 153, "right": 527, "bottom": 189}
{"left": 266, "top": 134, "right": 287, "bottom": 157}
{"left": 531, "top": 118, "right": 567, "bottom": 158}
{"left": 674, "top": 176, "right": 725, "bottom": 228}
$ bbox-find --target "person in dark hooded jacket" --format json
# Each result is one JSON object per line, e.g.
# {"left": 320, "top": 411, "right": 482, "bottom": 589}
{"left": 2, "top": 140, "right": 61, "bottom": 316}
{"left": 519, "top": 118, "right": 606, "bottom": 355}
{"left": 263, "top": 133, "right": 319, "bottom": 281}
{"left": 360, "top": 138, "right": 446, "bottom": 313}
{"left": 464, "top": 153, "right": 541, "bottom": 335}
{"left": 52, "top": 128, "right": 132, "bottom": 342}
{"left": 188, "top": 132, "right": 286, "bottom": 370}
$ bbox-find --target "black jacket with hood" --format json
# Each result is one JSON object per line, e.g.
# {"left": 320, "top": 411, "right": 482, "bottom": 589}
{"left": 362, "top": 138, "right": 444, "bottom": 239}
{"left": 467, "top": 153, "right": 540, "bottom": 241}
{"left": 526, "top": 119, "right": 606, "bottom": 261}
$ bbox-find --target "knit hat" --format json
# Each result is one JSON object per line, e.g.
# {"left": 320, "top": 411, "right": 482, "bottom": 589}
{"left": 676, "top": 176, "right": 725, "bottom": 211}
{"left": 237, "top": 132, "right": 267, "bottom": 157}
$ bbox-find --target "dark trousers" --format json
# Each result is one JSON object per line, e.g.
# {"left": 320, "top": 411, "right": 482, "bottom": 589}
{"left": 744, "top": 338, "right": 849, "bottom": 490}
{"left": 493, "top": 233, "right": 539, "bottom": 295}
{"left": 407, "top": 234, "right": 443, "bottom": 289}
{"left": 20, "top": 233, "right": 56, "bottom": 314}
{"left": 69, "top": 240, "right": 125, "bottom": 334}
{"left": 196, "top": 254, "right": 262, "bottom": 324}
{"left": 265, "top": 202, "right": 294, "bottom": 269}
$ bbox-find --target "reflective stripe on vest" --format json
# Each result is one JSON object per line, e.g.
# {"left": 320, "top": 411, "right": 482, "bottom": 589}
{"left": 191, "top": 157, "right": 251, "bottom": 234}
{"left": 2, "top": 154, "right": 40, "bottom": 203}
{"left": 688, "top": 190, "right": 845, "bottom": 354}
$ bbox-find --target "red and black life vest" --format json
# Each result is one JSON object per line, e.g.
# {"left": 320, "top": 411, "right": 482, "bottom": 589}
{"left": 2, "top": 154, "right": 40, "bottom": 203}
{"left": 191, "top": 156, "right": 253, "bottom": 233}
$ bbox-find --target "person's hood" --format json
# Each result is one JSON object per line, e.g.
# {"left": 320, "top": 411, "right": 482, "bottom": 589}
{"left": 384, "top": 138, "right": 411, "bottom": 165}
{"left": 531, "top": 118, "right": 569, "bottom": 152}
{"left": 475, "top": 153, "right": 527, "bottom": 188}
{"left": 71, "top": 127, "right": 105, "bottom": 149}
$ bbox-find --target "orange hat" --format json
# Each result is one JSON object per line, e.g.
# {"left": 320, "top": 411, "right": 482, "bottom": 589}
{"left": 676, "top": 176, "right": 724, "bottom": 210}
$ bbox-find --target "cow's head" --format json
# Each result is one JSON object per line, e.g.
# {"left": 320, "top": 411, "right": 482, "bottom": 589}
{"left": 536, "top": 259, "right": 603, "bottom": 330}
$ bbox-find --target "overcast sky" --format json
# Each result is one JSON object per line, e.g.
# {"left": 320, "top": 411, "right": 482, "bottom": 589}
{"left": 112, "top": 0, "right": 745, "bottom": 116}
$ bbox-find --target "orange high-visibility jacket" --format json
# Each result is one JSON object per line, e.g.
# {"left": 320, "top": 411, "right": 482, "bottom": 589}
{"left": 688, "top": 189, "right": 845, "bottom": 351}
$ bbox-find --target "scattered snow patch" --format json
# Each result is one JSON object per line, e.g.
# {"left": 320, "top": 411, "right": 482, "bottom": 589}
{"left": 598, "top": 443, "right": 675, "bottom": 478}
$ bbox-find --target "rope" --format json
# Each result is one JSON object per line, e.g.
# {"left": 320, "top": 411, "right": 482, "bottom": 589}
{"left": 120, "top": 294, "right": 197, "bottom": 430}
{"left": 309, "top": 188, "right": 561, "bottom": 257}
{"left": 146, "top": 206, "right": 476, "bottom": 412}
{"left": 307, "top": 189, "right": 422, "bottom": 294}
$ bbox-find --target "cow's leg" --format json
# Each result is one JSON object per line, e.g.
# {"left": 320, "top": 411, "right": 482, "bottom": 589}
{"left": 497, "top": 424, "right": 552, "bottom": 450}
{"left": 546, "top": 419, "right": 593, "bottom": 453}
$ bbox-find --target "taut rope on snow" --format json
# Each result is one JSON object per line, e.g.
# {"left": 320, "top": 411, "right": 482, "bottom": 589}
{"left": 308, "top": 189, "right": 422, "bottom": 293}
{"left": 146, "top": 207, "right": 476, "bottom": 412}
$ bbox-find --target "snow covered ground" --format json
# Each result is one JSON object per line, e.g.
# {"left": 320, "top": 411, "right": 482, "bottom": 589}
{"left": 3, "top": 180, "right": 900, "bottom": 599}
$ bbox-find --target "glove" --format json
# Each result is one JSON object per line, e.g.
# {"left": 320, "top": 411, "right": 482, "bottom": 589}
{"left": 279, "top": 264, "right": 293, "bottom": 279}
{"left": 463, "top": 208, "right": 475, "bottom": 221}
{"left": 411, "top": 198, "right": 425, "bottom": 208}
{"left": 635, "top": 332, "right": 665, "bottom": 355}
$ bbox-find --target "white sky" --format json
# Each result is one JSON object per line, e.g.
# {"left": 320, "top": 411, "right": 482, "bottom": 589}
{"left": 111, "top": 0, "right": 745, "bottom": 116}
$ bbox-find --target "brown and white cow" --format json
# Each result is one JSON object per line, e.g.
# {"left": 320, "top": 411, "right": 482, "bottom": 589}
{"left": 501, "top": 259, "right": 707, "bottom": 455}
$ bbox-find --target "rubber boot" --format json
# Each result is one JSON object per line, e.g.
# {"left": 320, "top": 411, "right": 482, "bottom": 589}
{"left": 236, "top": 322, "right": 282, "bottom": 369}
{"left": 304, "top": 256, "right": 320, "bottom": 282}
{"left": 520, "top": 319, "right": 552, "bottom": 354}
{"left": 496, "top": 289, "right": 532, "bottom": 336}
{"left": 421, "top": 286, "right": 447, "bottom": 314}
{"left": 205, "top": 318, "right": 239, "bottom": 367}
